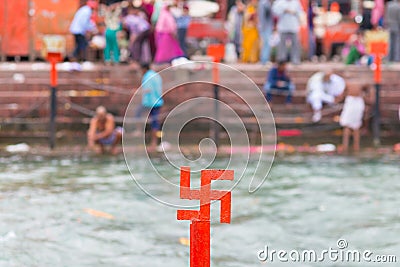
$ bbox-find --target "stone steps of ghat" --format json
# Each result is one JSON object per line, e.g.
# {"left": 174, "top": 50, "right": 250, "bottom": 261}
{"left": 0, "top": 63, "right": 399, "bottom": 136}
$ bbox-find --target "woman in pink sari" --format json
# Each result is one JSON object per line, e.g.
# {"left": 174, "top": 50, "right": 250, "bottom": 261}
{"left": 154, "top": 4, "right": 184, "bottom": 63}
{"left": 371, "top": 0, "right": 384, "bottom": 28}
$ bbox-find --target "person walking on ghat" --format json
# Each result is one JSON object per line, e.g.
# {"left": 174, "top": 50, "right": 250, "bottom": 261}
{"left": 154, "top": 3, "right": 184, "bottom": 63}
{"left": 174, "top": 4, "right": 191, "bottom": 57}
{"left": 87, "top": 106, "right": 122, "bottom": 155}
{"left": 69, "top": 0, "right": 98, "bottom": 61}
{"left": 272, "top": 0, "right": 304, "bottom": 65}
{"left": 103, "top": 2, "right": 122, "bottom": 65}
{"left": 123, "top": 6, "right": 152, "bottom": 64}
{"left": 258, "top": 0, "right": 274, "bottom": 64}
{"left": 135, "top": 63, "right": 164, "bottom": 151}
{"left": 241, "top": 0, "right": 260, "bottom": 63}
{"left": 226, "top": 0, "right": 245, "bottom": 57}
{"left": 385, "top": 0, "right": 400, "bottom": 61}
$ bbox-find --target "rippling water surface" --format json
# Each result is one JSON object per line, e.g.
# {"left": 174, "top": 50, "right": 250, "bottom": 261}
{"left": 0, "top": 154, "right": 399, "bottom": 267}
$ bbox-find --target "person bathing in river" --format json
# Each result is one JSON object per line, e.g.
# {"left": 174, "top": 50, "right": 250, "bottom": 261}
{"left": 87, "top": 106, "right": 122, "bottom": 154}
{"left": 336, "top": 83, "right": 370, "bottom": 153}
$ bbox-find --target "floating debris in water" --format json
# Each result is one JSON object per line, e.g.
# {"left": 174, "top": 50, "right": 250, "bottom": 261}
{"left": 0, "top": 231, "right": 16, "bottom": 242}
{"left": 83, "top": 208, "right": 115, "bottom": 220}
{"left": 179, "top": 237, "right": 190, "bottom": 246}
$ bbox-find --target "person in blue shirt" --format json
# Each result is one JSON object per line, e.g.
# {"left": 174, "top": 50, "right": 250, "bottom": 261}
{"left": 263, "top": 61, "right": 295, "bottom": 103}
{"left": 175, "top": 5, "right": 191, "bottom": 57}
{"left": 258, "top": 0, "right": 274, "bottom": 64}
{"left": 69, "top": 0, "right": 98, "bottom": 61}
{"left": 135, "top": 63, "right": 164, "bottom": 150}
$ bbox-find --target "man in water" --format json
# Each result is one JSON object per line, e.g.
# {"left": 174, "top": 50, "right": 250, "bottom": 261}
{"left": 87, "top": 106, "right": 122, "bottom": 154}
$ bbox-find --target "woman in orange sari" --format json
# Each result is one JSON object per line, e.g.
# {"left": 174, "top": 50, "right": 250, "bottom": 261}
{"left": 241, "top": 0, "right": 259, "bottom": 63}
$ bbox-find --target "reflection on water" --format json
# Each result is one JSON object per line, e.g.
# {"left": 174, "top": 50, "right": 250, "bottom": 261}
{"left": 0, "top": 155, "right": 399, "bottom": 267}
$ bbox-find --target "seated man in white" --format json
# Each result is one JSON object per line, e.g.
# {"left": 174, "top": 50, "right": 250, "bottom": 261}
{"left": 306, "top": 70, "right": 345, "bottom": 122}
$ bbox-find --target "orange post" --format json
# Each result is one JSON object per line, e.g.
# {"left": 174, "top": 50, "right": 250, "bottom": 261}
{"left": 206, "top": 44, "right": 225, "bottom": 62}
{"left": 47, "top": 52, "right": 62, "bottom": 86}
{"left": 207, "top": 44, "right": 224, "bottom": 82}
{"left": 370, "top": 42, "right": 387, "bottom": 83}
{"left": 177, "top": 167, "right": 234, "bottom": 267}
{"left": 370, "top": 41, "right": 388, "bottom": 145}
{"left": 46, "top": 52, "right": 62, "bottom": 149}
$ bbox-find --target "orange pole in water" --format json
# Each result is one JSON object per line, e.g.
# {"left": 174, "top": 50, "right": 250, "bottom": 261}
{"left": 177, "top": 167, "right": 233, "bottom": 267}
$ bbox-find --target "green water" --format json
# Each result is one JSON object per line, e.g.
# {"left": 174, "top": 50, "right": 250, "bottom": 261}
{"left": 0, "top": 154, "right": 399, "bottom": 267}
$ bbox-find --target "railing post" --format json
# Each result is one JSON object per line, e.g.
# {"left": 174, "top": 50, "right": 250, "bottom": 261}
{"left": 49, "top": 86, "right": 57, "bottom": 149}
{"left": 373, "top": 83, "right": 380, "bottom": 146}
{"left": 207, "top": 44, "right": 225, "bottom": 148}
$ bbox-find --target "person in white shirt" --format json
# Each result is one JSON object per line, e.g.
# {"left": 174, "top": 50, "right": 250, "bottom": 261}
{"left": 69, "top": 0, "right": 98, "bottom": 61}
{"left": 272, "top": 0, "right": 304, "bottom": 65}
{"left": 306, "top": 70, "right": 345, "bottom": 122}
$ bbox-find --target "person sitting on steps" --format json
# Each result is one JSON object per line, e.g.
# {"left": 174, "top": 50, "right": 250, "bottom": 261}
{"left": 87, "top": 106, "right": 122, "bottom": 155}
{"left": 306, "top": 70, "right": 345, "bottom": 123}
{"left": 263, "top": 61, "right": 295, "bottom": 104}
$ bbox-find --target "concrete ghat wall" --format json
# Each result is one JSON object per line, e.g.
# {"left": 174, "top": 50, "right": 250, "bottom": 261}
{"left": 0, "top": 63, "right": 399, "bottom": 136}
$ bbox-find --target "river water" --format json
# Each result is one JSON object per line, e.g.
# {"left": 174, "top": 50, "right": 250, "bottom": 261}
{"left": 1, "top": 154, "right": 399, "bottom": 267}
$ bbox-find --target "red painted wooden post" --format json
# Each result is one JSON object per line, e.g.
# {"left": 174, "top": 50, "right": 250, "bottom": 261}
{"left": 177, "top": 167, "right": 234, "bottom": 267}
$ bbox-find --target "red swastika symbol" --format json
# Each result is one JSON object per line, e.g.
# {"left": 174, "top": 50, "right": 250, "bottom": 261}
{"left": 177, "top": 167, "right": 234, "bottom": 267}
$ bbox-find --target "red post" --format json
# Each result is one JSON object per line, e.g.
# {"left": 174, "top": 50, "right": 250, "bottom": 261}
{"left": 47, "top": 52, "right": 62, "bottom": 87}
{"left": 177, "top": 167, "right": 234, "bottom": 267}
{"left": 46, "top": 52, "right": 62, "bottom": 149}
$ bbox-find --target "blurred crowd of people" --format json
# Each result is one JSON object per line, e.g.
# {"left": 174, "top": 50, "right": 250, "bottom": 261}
{"left": 227, "top": 0, "right": 304, "bottom": 64}
{"left": 70, "top": 0, "right": 400, "bottom": 66}
{"left": 69, "top": 0, "right": 191, "bottom": 65}
{"left": 227, "top": 0, "right": 400, "bottom": 65}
